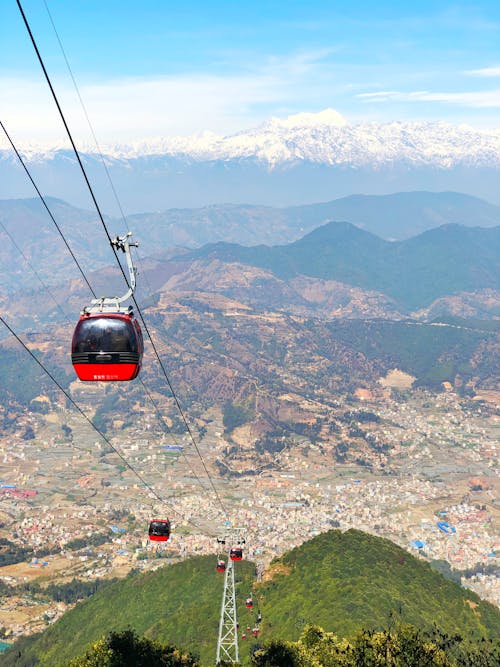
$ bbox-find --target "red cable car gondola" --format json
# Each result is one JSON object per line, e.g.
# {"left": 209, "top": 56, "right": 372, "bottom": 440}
{"left": 72, "top": 233, "right": 143, "bottom": 382}
{"left": 216, "top": 559, "right": 226, "bottom": 573}
{"left": 72, "top": 312, "right": 143, "bottom": 381}
{"left": 71, "top": 312, "right": 144, "bottom": 382}
{"left": 230, "top": 546, "right": 243, "bottom": 561}
{"left": 246, "top": 597, "right": 253, "bottom": 609}
{"left": 148, "top": 519, "right": 171, "bottom": 542}
{"left": 252, "top": 627, "right": 260, "bottom": 637}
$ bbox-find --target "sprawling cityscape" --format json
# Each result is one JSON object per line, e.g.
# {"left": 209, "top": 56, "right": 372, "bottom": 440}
{"left": 0, "top": 374, "right": 497, "bottom": 642}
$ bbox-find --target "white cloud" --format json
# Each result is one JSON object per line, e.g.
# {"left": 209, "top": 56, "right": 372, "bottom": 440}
{"left": 357, "top": 89, "right": 500, "bottom": 108}
{"left": 466, "top": 66, "right": 500, "bottom": 77}
{"left": 0, "top": 49, "right": 342, "bottom": 147}
{"left": 3, "top": 42, "right": 500, "bottom": 149}
{"left": 0, "top": 72, "right": 283, "bottom": 146}
{"left": 357, "top": 91, "right": 399, "bottom": 99}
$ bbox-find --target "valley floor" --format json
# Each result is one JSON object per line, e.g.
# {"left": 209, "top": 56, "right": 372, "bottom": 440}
{"left": 0, "top": 387, "right": 498, "bottom": 644}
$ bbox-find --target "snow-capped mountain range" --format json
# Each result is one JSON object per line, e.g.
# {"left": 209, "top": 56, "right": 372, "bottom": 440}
{"left": 4, "top": 109, "right": 500, "bottom": 167}
{"left": 2, "top": 110, "right": 500, "bottom": 210}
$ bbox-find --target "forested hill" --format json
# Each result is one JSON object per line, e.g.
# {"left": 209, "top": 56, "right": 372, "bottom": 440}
{"left": 181, "top": 222, "right": 500, "bottom": 310}
{"left": 6, "top": 530, "right": 500, "bottom": 666}
{"left": 254, "top": 529, "right": 500, "bottom": 640}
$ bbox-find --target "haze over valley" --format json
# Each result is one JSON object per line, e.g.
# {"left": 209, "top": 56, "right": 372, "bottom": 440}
{"left": 1, "top": 1, "right": 500, "bottom": 663}
{"left": 0, "top": 188, "right": 498, "bottom": 659}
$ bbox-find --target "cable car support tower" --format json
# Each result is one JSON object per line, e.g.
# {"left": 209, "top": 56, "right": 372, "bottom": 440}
{"left": 216, "top": 557, "right": 239, "bottom": 665}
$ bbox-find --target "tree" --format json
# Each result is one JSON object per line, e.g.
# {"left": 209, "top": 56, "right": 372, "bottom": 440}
{"left": 223, "top": 400, "right": 254, "bottom": 433}
{"left": 251, "top": 624, "right": 485, "bottom": 666}
{"left": 251, "top": 639, "right": 311, "bottom": 667}
{"left": 68, "top": 629, "right": 199, "bottom": 667}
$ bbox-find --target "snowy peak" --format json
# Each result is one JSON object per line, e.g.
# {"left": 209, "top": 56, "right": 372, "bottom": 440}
{"left": 89, "top": 111, "right": 500, "bottom": 168}
{"left": 266, "top": 108, "right": 348, "bottom": 129}
{"left": 188, "top": 115, "right": 500, "bottom": 168}
{"left": 2, "top": 109, "right": 500, "bottom": 169}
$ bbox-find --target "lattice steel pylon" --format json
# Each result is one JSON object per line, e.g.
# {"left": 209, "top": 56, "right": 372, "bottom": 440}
{"left": 216, "top": 559, "right": 239, "bottom": 665}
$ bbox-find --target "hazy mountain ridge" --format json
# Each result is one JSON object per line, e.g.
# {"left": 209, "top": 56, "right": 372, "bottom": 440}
{"left": 128, "top": 190, "right": 500, "bottom": 246}
{"left": 1, "top": 199, "right": 498, "bottom": 339}
{"left": 2, "top": 191, "right": 500, "bottom": 299}
{"left": 180, "top": 222, "right": 500, "bottom": 311}
{"left": 160, "top": 260, "right": 406, "bottom": 320}
{"left": 3, "top": 112, "right": 500, "bottom": 209}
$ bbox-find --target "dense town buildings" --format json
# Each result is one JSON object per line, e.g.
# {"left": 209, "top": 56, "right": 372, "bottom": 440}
{"left": 0, "top": 387, "right": 497, "bottom": 640}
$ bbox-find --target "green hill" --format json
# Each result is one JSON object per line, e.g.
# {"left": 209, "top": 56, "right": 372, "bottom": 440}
{"left": 182, "top": 223, "right": 500, "bottom": 310}
{"left": 5, "top": 531, "right": 499, "bottom": 666}
{"left": 5, "top": 556, "right": 255, "bottom": 667}
{"left": 324, "top": 319, "right": 498, "bottom": 390}
{"left": 254, "top": 530, "right": 499, "bottom": 641}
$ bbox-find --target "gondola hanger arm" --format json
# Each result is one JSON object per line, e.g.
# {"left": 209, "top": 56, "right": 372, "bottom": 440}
{"left": 84, "top": 232, "right": 138, "bottom": 314}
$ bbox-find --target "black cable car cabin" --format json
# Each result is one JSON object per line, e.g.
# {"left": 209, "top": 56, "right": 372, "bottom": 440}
{"left": 72, "top": 312, "right": 143, "bottom": 381}
{"left": 230, "top": 546, "right": 243, "bottom": 561}
{"left": 148, "top": 519, "right": 171, "bottom": 542}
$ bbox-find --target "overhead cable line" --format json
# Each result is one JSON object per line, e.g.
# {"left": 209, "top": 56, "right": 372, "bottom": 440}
{"left": 138, "top": 377, "right": 210, "bottom": 495}
{"left": 0, "top": 218, "right": 71, "bottom": 326}
{"left": 42, "top": 0, "right": 159, "bottom": 303}
{"left": 15, "top": 0, "right": 117, "bottom": 254}
{"left": 40, "top": 8, "right": 198, "bottom": 476}
{"left": 0, "top": 312, "right": 217, "bottom": 537}
{"left": 43, "top": 0, "right": 156, "bottom": 300}
{"left": 136, "top": 311, "right": 230, "bottom": 518}
{"left": 0, "top": 119, "right": 97, "bottom": 299}
{"left": 41, "top": 0, "right": 133, "bottom": 236}
{"left": 17, "top": 0, "right": 229, "bottom": 522}
{"left": 2, "top": 120, "right": 214, "bottom": 516}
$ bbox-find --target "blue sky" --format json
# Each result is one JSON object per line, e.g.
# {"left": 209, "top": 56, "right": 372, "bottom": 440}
{"left": 2, "top": 0, "right": 500, "bottom": 145}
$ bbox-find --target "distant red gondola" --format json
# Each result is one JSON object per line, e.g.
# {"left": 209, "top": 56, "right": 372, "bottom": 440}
{"left": 252, "top": 627, "right": 260, "bottom": 637}
{"left": 216, "top": 559, "right": 226, "bottom": 573}
{"left": 148, "top": 519, "right": 171, "bottom": 542}
{"left": 230, "top": 546, "right": 243, "bottom": 561}
{"left": 246, "top": 597, "right": 253, "bottom": 609}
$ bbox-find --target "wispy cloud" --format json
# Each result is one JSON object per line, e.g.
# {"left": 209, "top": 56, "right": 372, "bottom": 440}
{"left": 356, "top": 91, "right": 400, "bottom": 99}
{"left": 0, "top": 49, "right": 343, "bottom": 146}
{"left": 466, "top": 66, "right": 500, "bottom": 77}
{"left": 357, "top": 89, "right": 500, "bottom": 108}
